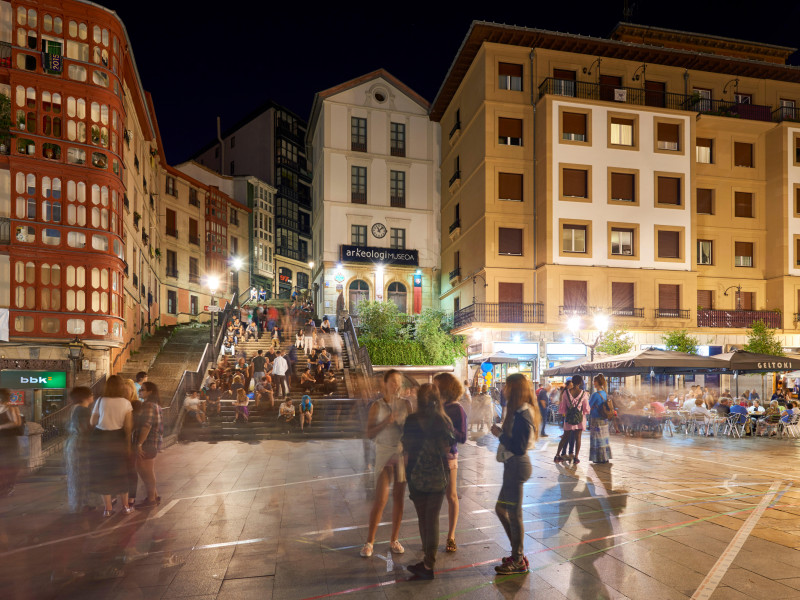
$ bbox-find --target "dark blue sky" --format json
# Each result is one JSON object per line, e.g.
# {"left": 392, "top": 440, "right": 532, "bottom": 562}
{"left": 96, "top": 0, "right": 800, "bottom": 165}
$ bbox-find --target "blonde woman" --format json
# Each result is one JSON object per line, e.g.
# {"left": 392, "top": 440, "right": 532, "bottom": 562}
{"left": 588, "top": 374, "right": 612, "bottom": 464}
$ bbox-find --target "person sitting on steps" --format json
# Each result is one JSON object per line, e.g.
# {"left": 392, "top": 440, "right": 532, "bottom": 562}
{"left": 278, "top": 397, "right": 296, "bottom": 433}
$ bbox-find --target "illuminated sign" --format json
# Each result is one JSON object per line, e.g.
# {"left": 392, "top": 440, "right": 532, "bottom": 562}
{"left": 545, "top": 343, "right": 587, "bottom": 357}
{"left": 0, "top": 370, "right": 67, "bottom": 389}
{"left": 495, "top": 342, "right": 540, "bottom": 356}
{"left": 340, "top": 245, "right": 419, "bottom": 266}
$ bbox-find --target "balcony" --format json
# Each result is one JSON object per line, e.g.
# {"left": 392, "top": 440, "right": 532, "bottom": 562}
{"left": 141, "top": 231, "right": 149, "bottom": 245}
{"left": 278, "top": 184, "right": 298, "bottom": 201}
{"left": 166, "top": 267, "right": 178, "bottom": 279}
{"left": 351, "top": 192, "right": 366, "bottom": 204}
{"left": 655, "top": 308, "right": 690, "bottom": 319}
{"left": 449, "top": 267, "right": 461, "bottom": 282}
{"left": 697, "top": 309, "right": 781, "bottom": 329}
{"left": 123, "top": 194, "right": 129, "bottom": 211}
{"left": 449, "top": 120, "right": 461, "bottom": 139}
{"left": 454, "top": 302, "right": 545, "bottom": 328}
{"left": 166, "top": 227, "right": 178, "bottom": 238}
{"left": 609, "top": 307, "right": 644, "bottom": 318}
{"left": 390, "top": 195, "right": 405, "bottom": 208}
{"left": 774, "top": 106, "right": 800, "bottom": 123}
{"left": 351, "top": 140, "right": 367, "bottom": 152}
{"left": 449, "top": 170, "right": 461, "bottom": 188}
{"left": 559, "top": 305, "right": 593, "bottom": 316}
{"left": 0, "top": 41, "right": 11, "bottom": 67}
{"left": 189, "top": 234, "right": 200, "bottom": 246}
{"left": 390, "top": 145, "right": 406, "bottom": 157}
{"left": 538, "top": 78, "right": 773, "bottom": 123}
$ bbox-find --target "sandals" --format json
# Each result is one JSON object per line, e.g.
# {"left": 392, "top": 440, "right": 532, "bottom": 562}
{"left": 446, "top": 538, "right": 457, "bottom": 553}
{"left": 102, "top": 509, "right": 114, "bottom": 518}
{"left": 553, "top": 455, "right": 562, "bottom": 463}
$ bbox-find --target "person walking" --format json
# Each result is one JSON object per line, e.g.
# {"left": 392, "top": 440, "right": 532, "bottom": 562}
{"left": 402, "top": 384, "right": 454, "bottom": 580}
{"left": 124, "top": 378, "right": 142, "bottom": 509}
{"left": 361, "top": 370, "right": 411, "bottom": 559}
{"left": 271, "top": 350, "right": 289, "bottom": 398}
{"left": 303, "top": 318, "right": 316, "bottom": 355}
{"left": 556, "top": 375, "right": 589, "bottom": 465}
{"left": 252, "top": 349, "right": 267, "bottom": 391}
{"left": 134, "top": 382, "right": 163, "bottom": 508}
{"left": 64, "top": 387, "right": 94, "bottom": 512}
{"left": 536, "top": 383, "right": 551, "bottom": 437}
{"left": 588, "top": 374, "right": 612, "bottom": 464}
{"left": 433, "top": 373, "right": 467, "bottom": 554}
{"left": 490, "top": 373, "right": 540, "bottom": 574}
{"left": 89, "top": 375, "right": 134, "bottom": 517}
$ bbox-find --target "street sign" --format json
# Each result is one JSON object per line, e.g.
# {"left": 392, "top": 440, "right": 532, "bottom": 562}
{"left": 204, "top": 305, "right": 222, "bottom": 313}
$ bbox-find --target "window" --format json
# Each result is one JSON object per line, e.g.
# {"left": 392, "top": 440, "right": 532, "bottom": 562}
{"left": 387, "top": 282, "right": 407, "bottom": 313}
{"left": 189, "top": 188, "right": 198, "bottom": 206}
{"left": 390, "top": 122, "right": 405, "bottom": 157}
{"left": 610, "top": 172, "right": 635, "bottom": 203}
{"left": 735, "top": 242, "right": 753, "bottom": 267}
{"left": 167, "top": 290, "right": 177, "bottom": 314}
{"left": 610, "top": 117, "right": 634, "bottom": 146}
{"left": 697, "top": 189, "right": 713, "bottom": 214}
{"left": 562, "top": 167, "right": 588, "bottom": 199}
{"left": 351, "top": 166, "right": 366, "bottom": 203}
{"left": 351, "top": 117, "right": 367, "bottom": 152}
{"left": 562, "top": 224, "right": 586, "bottom": 253}
{"left": 498, "top": 172, "right": 522, "bottom": 201}
{"left": 795, "top": 133, "right": 800, "bottom": 165}
{"left": 734, "top": 142, "right": 754, "bottom": 168}
{"left": 498, "top": 118, "right": 522, "bottom": 146}
{"left": 562, "top": 112, "right": 587, "bottom": 142}
{"left": 190, "top": 295, "right": 198, "bottom": 316}
{"left": 563, "top": 280, "right": 587, "bottom": 311}
{"left": 553, "top": 69, "right": 576, "bottom": 96}
{"left": 734, "top": 191, "right": 754, "bottom": 218}
{"left": 498, "top": 62, "right": 523, "bottom": 91}
{"left": 390, "top": 228, "right": 405, "bottom": 249}
{"left": 696, "top": 138, "right": 713, "bottom": 163}
{"left": 166, "top": 209, "right": 177, "bottom": 237}
{"left": 658, "top": 284, "right": 680, "bottom": 313}
{"left": 734, "top": 93, "right": 752, "bottom": 105}
{"left": 189, "top": 257, "right": 199, "bottom": 283}
{"left": 657, "top": 230, "right": 680, "bottom": 259}
{"left": 656, "top": 122, "right": 680, "bottom": 151}
{"left": 698, "top": 240, "right": 713, "bottom": 265}
{"left": 390, "top": 171, "right": 405, "bottom": 207}
{"left": 611, "top": 282, "right": 634, "bottom": 314}
{"left": 349, "top": 279, "right": 370, "bottom": 314}
{"left": 693, "top": 88, "right": 712, "bottom": 111}
{"left": 610, "top": 228, "right": 633, "bottom": 255}
{"left": 498, "top": 227, "right": 523, "bottom": 256}
{"left": 166, "top": 250, "right": 178, "bottom": 278}
{"left": 656, "top": 176, "right": 681, "bottom": 206}
{"left": 351, "top": 224, "right": 367, "bottom": 246}
{"left": 165, "top": 176, "right": 176, "bottom": 196}
{"left": 697, "top": 290, "right": 714, "bottom": 310}
{"left": 735, "top": 290, "right": 754, "bottom": 310}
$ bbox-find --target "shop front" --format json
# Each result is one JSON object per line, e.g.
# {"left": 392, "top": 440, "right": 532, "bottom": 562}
{"left": 0, "top": 365, "right": 68, "bottom": 422}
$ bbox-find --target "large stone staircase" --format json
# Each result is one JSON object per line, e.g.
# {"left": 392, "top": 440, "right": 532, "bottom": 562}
{"left": 189, "top": 331, "right": 363, "bottom": 441}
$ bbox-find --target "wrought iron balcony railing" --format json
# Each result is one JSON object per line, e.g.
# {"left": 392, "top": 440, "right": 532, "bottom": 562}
{"left": 655, "top": 308, "right": 690, "bottom": 319}
{"left": 697, "top": 309, "right": 781, "bottom": 329}
{"left": 454, "top": 302, "right": 545, "bottom": 328}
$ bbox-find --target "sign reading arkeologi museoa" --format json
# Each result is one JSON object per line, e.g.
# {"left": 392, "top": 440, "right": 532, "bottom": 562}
{"left": 0, "top": 370, "right": 67, "bottom": 389}
{"left": 340, "top": 245, "right": 419, "bottom": 266}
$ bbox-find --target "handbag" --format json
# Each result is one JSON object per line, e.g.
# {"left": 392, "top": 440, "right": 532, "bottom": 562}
{"left": 496, "top": 442, "right": 514, "bottom": 463}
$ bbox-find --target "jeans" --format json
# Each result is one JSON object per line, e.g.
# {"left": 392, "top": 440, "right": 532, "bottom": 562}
{"left": 496, "top": 454, "right": 531, "bottom": 561}
{"left": 410, "top": 490, "right": 445, "bottom": 568}
{"left": 273, "top": 375, "right": 285, "bottom": 397}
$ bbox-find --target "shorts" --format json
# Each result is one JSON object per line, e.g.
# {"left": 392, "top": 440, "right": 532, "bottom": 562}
{"left": 447, "top": 451, "right": 458, "bottom": 471}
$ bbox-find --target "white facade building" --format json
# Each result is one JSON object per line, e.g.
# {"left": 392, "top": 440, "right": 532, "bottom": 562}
{"left": 307, "top": 70, "right": 441, "bottom": 324}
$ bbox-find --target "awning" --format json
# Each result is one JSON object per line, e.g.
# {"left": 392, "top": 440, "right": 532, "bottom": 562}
{"left": 542, "top": 357, "right": 589, "bottom": 377}
{"left": 543, "top": 349, "right": 722, "bottom": 377}
{"left": 710, "top": 351, "right": 800, "bottom": 373}
{"left": 468, "top": 351, "right": 519, "bottom": 365}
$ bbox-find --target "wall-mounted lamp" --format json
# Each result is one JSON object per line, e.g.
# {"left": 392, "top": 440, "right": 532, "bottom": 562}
{"left": 582, "top": 58, "right": 602, "bottom": 77}
{"left": 722, "top": 78, "right": 740, "bottom": 97}
{"left": 632, "top": 63, "right": 647, "bottom": 82}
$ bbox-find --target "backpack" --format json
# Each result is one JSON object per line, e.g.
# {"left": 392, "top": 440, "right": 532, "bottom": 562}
{"left": 596, "top": 390, "right": 614, "bottom": 419}
{"left": 565, "top": 391, "right": 585, "bottom": 426}
{"left": 409, "top": 437, "right": 449, "bottom": 493}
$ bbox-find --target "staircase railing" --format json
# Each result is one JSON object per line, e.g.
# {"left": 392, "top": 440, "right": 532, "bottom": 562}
{"left": 163, "top": 293, "right": 238, "bottom": 436}
{"left": 340, "top": 316, "right": 377, "bottom": 401}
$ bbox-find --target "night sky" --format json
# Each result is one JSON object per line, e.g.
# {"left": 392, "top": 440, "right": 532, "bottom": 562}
{"left": 96, "top": 0, "right": 800, "bottom": 165}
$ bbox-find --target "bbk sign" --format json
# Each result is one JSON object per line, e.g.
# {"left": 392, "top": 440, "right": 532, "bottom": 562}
{"left": 0, "top": 370, "right": 67, "bottom": 389}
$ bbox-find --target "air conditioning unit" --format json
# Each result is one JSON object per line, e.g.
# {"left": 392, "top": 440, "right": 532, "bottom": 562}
{"left": 614, "top": 88, "right": 627, "bottom": 102}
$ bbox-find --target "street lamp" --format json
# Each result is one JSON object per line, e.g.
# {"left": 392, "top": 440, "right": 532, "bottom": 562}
{"left": 230, "top": 256, "right": 244, "bottom": 306}
{"left": 207, "top": 275, "right": 219, "bottom": 361}
{"left": 568, "top": 312, "right": 610, "bottom": 361}
{"left": 67, "top": 337, "right": 83, "bottom": 388}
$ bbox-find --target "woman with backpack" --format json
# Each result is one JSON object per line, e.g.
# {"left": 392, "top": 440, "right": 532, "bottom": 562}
{"left": 588, "top": 374, "right": 612, "bottom": 464}
{"left": 401, "top": 384, "right": 454, "bottom": 580}
{"left": 556, "top": 375, "right": 590, "bottom": 465}
{"left": 490, "top": 373, "right": 540, "bottom": 575}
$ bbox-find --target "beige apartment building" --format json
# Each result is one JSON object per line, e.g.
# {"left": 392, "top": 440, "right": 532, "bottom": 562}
{"left": 432, "top": 21, "right": 800, "bottom": 381}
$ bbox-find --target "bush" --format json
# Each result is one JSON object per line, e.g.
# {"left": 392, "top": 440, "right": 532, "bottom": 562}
{"left": 360, "top": 338, "right": 430, "bottom": 365}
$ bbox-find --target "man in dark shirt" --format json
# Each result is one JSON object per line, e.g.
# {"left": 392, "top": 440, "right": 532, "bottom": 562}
{"left": 536, "top": 383, "right": 550, "bottom": 437}
{"left": 712, "top": 398, "right": 730, "bottom": 415}
{"left": 252, "top": 350, "right": 267, "bottom": 386}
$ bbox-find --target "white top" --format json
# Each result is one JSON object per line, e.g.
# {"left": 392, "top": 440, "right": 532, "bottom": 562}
{"left": 91, "top": 396, "right": 132, "bottom": 431}
{"left": 682, "top": 397, "right": 697, "bottom": 411}
{"left": 748, "top": 405, "right": 765, "bottom": 414}
{"left": 272, "top": 356, "right": 289, "bottom": 376}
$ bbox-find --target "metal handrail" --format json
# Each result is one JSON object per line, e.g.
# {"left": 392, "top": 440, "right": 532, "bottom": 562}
{"left": 697, "top": 309, "right": 781, "bottom": 329}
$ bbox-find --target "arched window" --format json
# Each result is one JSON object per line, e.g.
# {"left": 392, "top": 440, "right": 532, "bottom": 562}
{"left": 387, "top": 282, "right": 407, "bottom": 313}
{"left": 349, "top": 279, "right": 370, "bottom": 315}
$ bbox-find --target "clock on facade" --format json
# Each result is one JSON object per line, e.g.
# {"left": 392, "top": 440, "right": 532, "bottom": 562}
{"left": 371, "top": 223, "right": 387, "bottom": 238}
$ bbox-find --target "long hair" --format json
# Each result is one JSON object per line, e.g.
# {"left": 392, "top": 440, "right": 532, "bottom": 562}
{"left": 103, "top": 374, "right": 129, "bottom": 398}
{"left": 124, "top": 379, "right": 138, "bottom": 404}
{"left": 502, "top": 373, "right": 541, "bottom": 440}
{"left": 415, "top": 383, "right": 453, "bottom": 435}
{"left": 140, "top": 381, "right": 160, "bottom": 404}
{"left": 433, "top": 373, "right": 463, "bottom": 404}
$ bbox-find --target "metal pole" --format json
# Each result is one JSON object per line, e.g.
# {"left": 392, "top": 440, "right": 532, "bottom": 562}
{"left": 210, "top": 293, "right": 215, "bottom": 362}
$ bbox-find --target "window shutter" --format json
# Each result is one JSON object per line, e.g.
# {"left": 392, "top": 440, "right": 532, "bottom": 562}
{"left": 553, "top": 69, "right": 576, "bottom": 81}
{"left": 563, "top": 280, "right": 587, "bottom": 308}
{"left": 498, "top": 173, "right": 523, "bottom": 201}
{"left": 611, "top": 282, "right": 634, "bottom": 309}
{"left": 657, "top": 177, "right": 680, "bottom": 205}
{"left": 697, "top": 290, "right": 713, "bottom": 309}
{"left": 658, "top": 230, "right": 680, "bottom": 258}
{"left": 562, "top": 168, "right": 587, "bottom": 198}
{"left": 610, "top": 117, "right": 633, "bottom": 127}
{"left": 498, "top": 227, "right": 523, "bottom": 255}
{"left": 734, "top": 142, "right": 753, "bottom": 167}
{"left": 696, "top": 189, "right": 713, "bottom": 214}
{"left": 454, "top": 250, "right": 460, "bottom": 269}
{"left": 498, "top": 282, "right": 523, "bottom": 303}
{"left": 498, "top": 118, "right": 522, "bottom": 138}
{"left": 562, "top": 112, "right": 586, "bottom": 136}
{"left": 499, "top": 62, "right": 523, "bottom": 77}
{"left": 736, "top": 291, "right": 753, "bottom": 310}
{"left": 797, "top": 237, "right": 800, "bottom": 265}
{"left": 611, "top": 172, "right": 635, "bottom": 201}
{"left": 734, "top": 192, "right": 753, "bottom": 217}
{"left": 657, "top": 123, "right": 679, "bottom": 143}
{"left": 735, "top": 242, "right": 753, "bottom": 258}
{"left": 658, "top": 284, "right": 679, "bottom": 309}
{"left": 697, "top": 138, "right": 712, "bottom": 150}
{"left": 796, "top": 187, "right": 800, "bottom": 214}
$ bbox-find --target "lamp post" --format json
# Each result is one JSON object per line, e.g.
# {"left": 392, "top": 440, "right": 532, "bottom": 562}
{"left": 567, "top": 313, "right": 610, "bottom": 361}
{"left": 207, "top": 275, "right": 219, "bottom": 361}
{"left": 231, "top": 256, "right": 243, "bottom": 307}
{"left": 723, "top": 284, "right": 743, "bottom": 310}
{"left": 67, "top": 337, "right": 84, "bottom": 389}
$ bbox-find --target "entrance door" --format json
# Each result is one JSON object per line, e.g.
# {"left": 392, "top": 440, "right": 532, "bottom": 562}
{"left": 349, "top": 279, "right": 370, "bottom": 316}
{"left": 645, "top": 80, "right": 666, "bottom": 108}
{"left": 498, "top": 282, "right": 523, "bottom": 322}
{"left": 599, "top": 74, "right": 622, "bottom": 102}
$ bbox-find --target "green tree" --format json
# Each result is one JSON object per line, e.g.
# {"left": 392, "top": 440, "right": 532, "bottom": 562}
{"left": 594, "top": 326, "right": 633, "bottom": 355}
{"left": 662, "top": 329, "right": 699, "bottom": 354}
{"left": 355, "top": 300, "right": 406, "bottom": 340}
{"left": 743, "top": 320, "right": 784, "bottom": 356}
{"left": 414, "top": 308, "right": 466, "bottom": 365}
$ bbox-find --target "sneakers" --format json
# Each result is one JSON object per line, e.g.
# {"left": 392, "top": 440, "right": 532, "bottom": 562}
{"left": 407, "top": 561, "right": 434, "bottom": 580}
{"left": 495, "top": 556, "right": 529, "bottom": 574}
{"left": 360, "top": 542, "right": 373, "bottom": 558}
{"left": 390, "top": 540, "right": 405, "bottom": 554}
{"left": 501, "top": 555, "right": 530, "bottom": 568}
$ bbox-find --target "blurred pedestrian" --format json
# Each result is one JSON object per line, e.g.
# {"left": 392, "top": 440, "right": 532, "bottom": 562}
{"left": 0, "top": 389, "right": 22, "bottom": 496}
{"left": 124, "top": 378, "right": 142, "bottom": 508}
{"left": 65, "top": 387, "right": 94, "bottom": 512}
{"left": 134, "top": 382, "right": 162, "bottom": 508}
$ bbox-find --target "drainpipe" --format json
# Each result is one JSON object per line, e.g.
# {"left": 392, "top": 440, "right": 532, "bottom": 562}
{"left": 217, "top": 116, "right": 224, "bottom": 174}
{"left": 683, "top": 69, "right": 689, "bottom": 96}
{"left": 530, "top": 49, "right": 537, "bottom": 306}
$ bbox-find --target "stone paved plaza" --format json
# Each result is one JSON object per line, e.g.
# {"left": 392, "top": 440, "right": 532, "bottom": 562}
{"left": 3, "top": 427, "right": 800, "bottom": 599}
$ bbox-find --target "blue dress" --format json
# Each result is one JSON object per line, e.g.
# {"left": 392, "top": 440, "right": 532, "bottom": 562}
{"left": 588, "top": 391, "right": 612, "bottom": 464}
